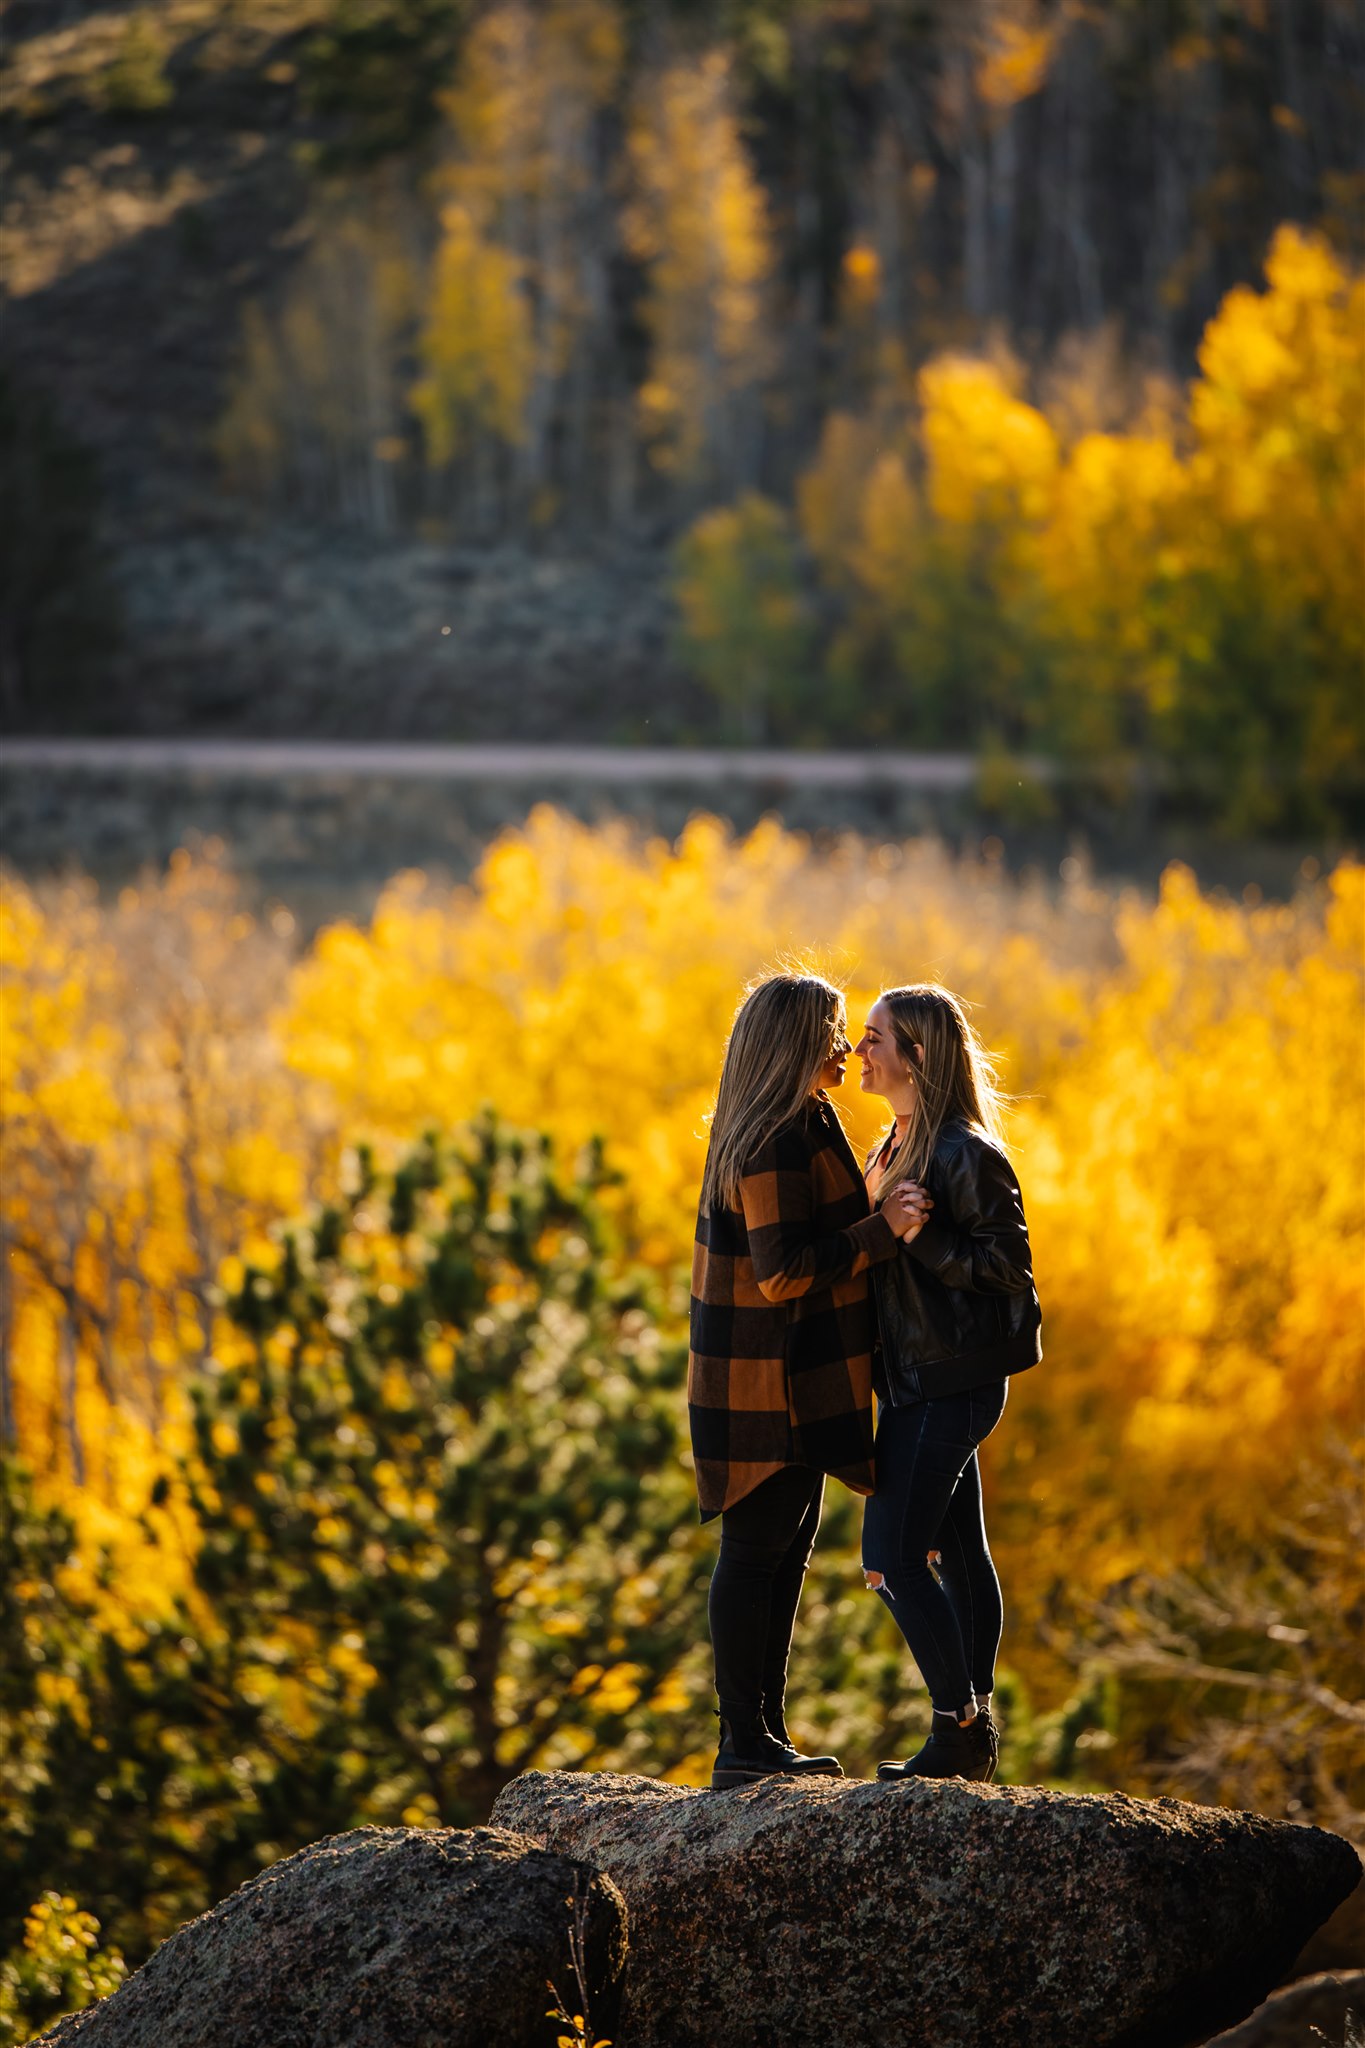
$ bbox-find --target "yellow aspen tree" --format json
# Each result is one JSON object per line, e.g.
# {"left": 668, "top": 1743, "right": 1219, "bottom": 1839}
{"left": 918, "top": 354, "right": 1058, "bottom": 538}
{"left": 934, "top": 0, "right": 1056, "bottom": 329}
{"left": 430, "top": 1, "right": 623, "bottom": 520}
{"left": 834, "top": 448, "right": 934, "bottom": 738}
{"left": 975, "top": 6, "right": 1054, "bottom": 112}
{"left": 624, "top": 49, "right": 774, "bottom": 490}
{"left": 826, "top": 190, "right": 922, "bottom": 445}
{"left": 0, "top": 856, "right": 317, "bottom": 1605}
{"left": 673, "top": 493, "right": 814, "bottom": 742}
{"left": 834, "top": 238, "right": 886, "bottom": 403}
{"left": 974, "top": 2, "right": 1054, "bottom": 324}
{"left": 831, "top": 143, "right": 920, "bottom": 407}
{"left": 796, "top": 408, "right": 904, "bottom": 593}
{"left": 815, "top": 357, "right": 1057, "bottom": 742}
{"left": 217, "top": 202, "right": 418, "bottom": 531}
{"left": 1172, "top": 226, "right": 1365, "bottom": 811}
{"left": 411, "top": 203, "right": 534, "bottom": 467}
{"left": 5, "top": 822, "right": 1362, "bottom": 1806}
{"left": 214, "top": 303, "right": 288, "bottom": 503}
{"left": 1036, "top": 429, "right": 1184, "bottom": 754}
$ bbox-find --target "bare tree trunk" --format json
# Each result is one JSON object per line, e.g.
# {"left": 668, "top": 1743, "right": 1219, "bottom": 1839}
{"left": 1189, "top": 0, "right": 1224, "bottom": 323}
{"left": 607, "top": 388, "right": 635, "bottom": 532}
{"left": 884, "top": 57, "right": 936, "bottom": 365}
{"left": 872, "top": 122, "right": 906, "bottom": 362}
{"left": 58, "top": 1310, "right": 85, "bottom": 1487}
{"left": 359, "top": 291, "right": 384, "bottom": 537}
{"left": 960, "top": 42, "right": 990, "bottom": 331}
{"left": 521, "top": 162, "right": 560, "bottom": 521}
{"left": 473, "top": 426, "right": 497, "bottom": 539}
{"left": 784, "top": 28, "right": 826, "bottom": 472}
{"left": 1144, "top": 19, "right": 1182, "bottom": 368}
{"left": 989, "top": 104, "right": 1018, "bottom": 328}
{"left": 1276, "top": 0, "right": 1312, "bottom": 216}
{"left": 564, "top": 204, "right": 605, "bottom": 516}
{"left": 1064, "top": 23, "right": 1104, "bottom": 329}
{"left": 1027, "top": 41, "right": 1064, "bottom": 336}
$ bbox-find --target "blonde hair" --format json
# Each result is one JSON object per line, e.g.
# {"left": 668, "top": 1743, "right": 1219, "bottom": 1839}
{"left": 700, "top": 972, "right": 846, "bottom": 1212}
{"left": 870, "top": 984, "right": 1006, "bottom": 1203}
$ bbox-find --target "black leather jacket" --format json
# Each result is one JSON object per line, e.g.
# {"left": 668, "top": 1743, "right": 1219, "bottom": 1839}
{"left": 872, "top": 1119, "right": 1042, "bottom": 1405}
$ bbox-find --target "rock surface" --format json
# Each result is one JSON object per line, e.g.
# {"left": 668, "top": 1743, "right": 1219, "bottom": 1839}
{"left": 490, "top": 1770, "right": 1361, "bottom": 2048}
{"left": 1200, "top": 1969, "right": 1365, "bottom": 2047}
{"left": 34, "top": 1825, "right": 627, "bottom": 2048}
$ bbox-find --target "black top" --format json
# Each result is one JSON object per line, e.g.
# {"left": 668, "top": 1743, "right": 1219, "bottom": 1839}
{"left": 872, "top": 1118, "right": 1043, "bottom": 1403}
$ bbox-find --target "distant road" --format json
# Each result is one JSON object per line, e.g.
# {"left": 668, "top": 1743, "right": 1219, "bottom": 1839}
{"left": 0, "top": 739, "right": 991, "bottom": 788}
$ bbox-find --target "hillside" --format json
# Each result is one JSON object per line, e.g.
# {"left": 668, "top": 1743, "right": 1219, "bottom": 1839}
{"left": 1, "top": 0, "right": 1361, "bottom": 782}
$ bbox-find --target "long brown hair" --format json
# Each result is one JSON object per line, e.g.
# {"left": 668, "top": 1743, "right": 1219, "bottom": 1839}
{"left": 870, "top": 984, "right": 1006, "bottom": 1203}
{"left": 700, "top": 972, "right": 846, "bottom": 1212}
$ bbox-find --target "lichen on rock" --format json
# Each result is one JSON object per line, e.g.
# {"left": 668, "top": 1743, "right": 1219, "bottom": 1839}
{"left": 33, "top": 1824, "right": 627, "bottom": 2048}
{"left": 490, "top": 1769, "right": 1362, "bottom": 2048}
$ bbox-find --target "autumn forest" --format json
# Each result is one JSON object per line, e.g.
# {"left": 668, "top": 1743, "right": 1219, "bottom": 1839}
{"left": 1, "top": 0, "right": 1363, "bottom": 2037}
{"left": 2, "top": 0, "right": 1363, "bottom": 815}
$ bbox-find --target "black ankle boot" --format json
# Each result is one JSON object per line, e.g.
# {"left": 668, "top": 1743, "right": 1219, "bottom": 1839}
{"left": 712, "top": 1715, "right": 845, "bottom": 1791}
{"left": 760, "top": 1703, "right": 841, "bottom": 1775}
{"left": 877, "top": 1706, "right": 996, "bottom": 1784}
{"left": 976, "top": 1704, "right": 1001, "bottom": 1781}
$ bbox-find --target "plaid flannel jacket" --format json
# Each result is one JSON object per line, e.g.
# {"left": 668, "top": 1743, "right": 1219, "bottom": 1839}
{"left": 688, "top": 1096, "right": 901, "bottom": 1522}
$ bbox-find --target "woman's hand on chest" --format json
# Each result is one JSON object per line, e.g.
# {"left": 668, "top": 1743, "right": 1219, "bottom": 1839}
{"left": 884, "top": 1180, "right": 933, "bottom": 1242}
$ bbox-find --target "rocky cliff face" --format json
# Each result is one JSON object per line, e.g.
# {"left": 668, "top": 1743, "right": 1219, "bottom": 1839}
{"left": 490, "top": 1769, "right": 1362, "bottom": 2048}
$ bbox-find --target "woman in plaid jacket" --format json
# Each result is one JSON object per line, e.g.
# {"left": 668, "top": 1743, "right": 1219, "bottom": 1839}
{"left": 688, "top": 971, "right": 926, "bottom": 1789}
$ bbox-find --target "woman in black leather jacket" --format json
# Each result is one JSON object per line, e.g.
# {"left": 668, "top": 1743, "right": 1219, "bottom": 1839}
{"left": 855, "top": 983, "right": 1042, "bottom": 1783}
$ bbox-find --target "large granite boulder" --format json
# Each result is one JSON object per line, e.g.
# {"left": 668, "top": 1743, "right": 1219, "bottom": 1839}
{"left": 490, "top": 1770, "right": 1361, "bottom": 2048}
{"left": 34, "top": 1825, "right": 627, "bottom": 2048}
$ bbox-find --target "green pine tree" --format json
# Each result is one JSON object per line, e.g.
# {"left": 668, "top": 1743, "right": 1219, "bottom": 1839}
{"left": 2, "top": 1119, "right": 707, "bottom": 1967}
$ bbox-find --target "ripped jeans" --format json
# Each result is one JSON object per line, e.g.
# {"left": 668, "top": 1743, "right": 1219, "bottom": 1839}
{"left": 860, "top": 1381, "right": 1008, "bottom": 1715}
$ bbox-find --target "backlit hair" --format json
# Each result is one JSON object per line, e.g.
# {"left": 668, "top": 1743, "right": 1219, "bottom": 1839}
{"left": 700, "top": 972, "right": 846, "bottom": 1212}
{"left": 870, "top": 984, "right": 1006, "bottom": 1202}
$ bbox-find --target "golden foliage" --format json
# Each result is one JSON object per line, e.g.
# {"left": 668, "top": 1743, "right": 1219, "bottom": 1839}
{"left": 1, "top": 854, "right": 325, "bottom": 1605}
{"left": 412, "top": 203, "right": 534, "bottom": 463}
{"left": 794, "top": 225, "right": 1364, "bottom": 777}
{"left": 1179, "top": 227, "right": 1365, "bottom": 776}
{"left": 439, "top": 0, "right": 623, "bottom": 210}
{"left": 976, "top": 19, "right": 1054, "bottom": 113}
{"left": 624, "top": 50, "right": 773, "bottom": 475}
{"left": 429, "top": 0, "right": 623, "bottom": 420}
{"left": 918, "top": 354, "right": 1059, "bottom": 532}
{"left": 4, "top": 822, "right": 1359, "bottom": 1726}
{"left": 0, "top": 1893, "right": 126, "bottom": 2045}
{"left": 795, "top": 411, "right": 895, "bottom": 591}
{"left": 673, "top": 493, "right": 813, "bottom": 740}
{"left": 216, "top": 202, "right": 418, "bottom": 524}
{"left": 222, "top": 3, "right": 626, "bottom": 511}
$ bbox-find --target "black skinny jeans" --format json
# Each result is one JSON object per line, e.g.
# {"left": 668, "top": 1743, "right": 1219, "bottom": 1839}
{"left": 860, "top": 1381, "right": 1008, "bottom": 1715}
{"left": 708, "top": 1463, "right": 825, "bottom": 1733}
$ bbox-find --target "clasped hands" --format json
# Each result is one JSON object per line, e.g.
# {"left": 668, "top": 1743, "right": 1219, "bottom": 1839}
{"left": 884, "top": 1179, "right": 932, "bottom": 1242}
